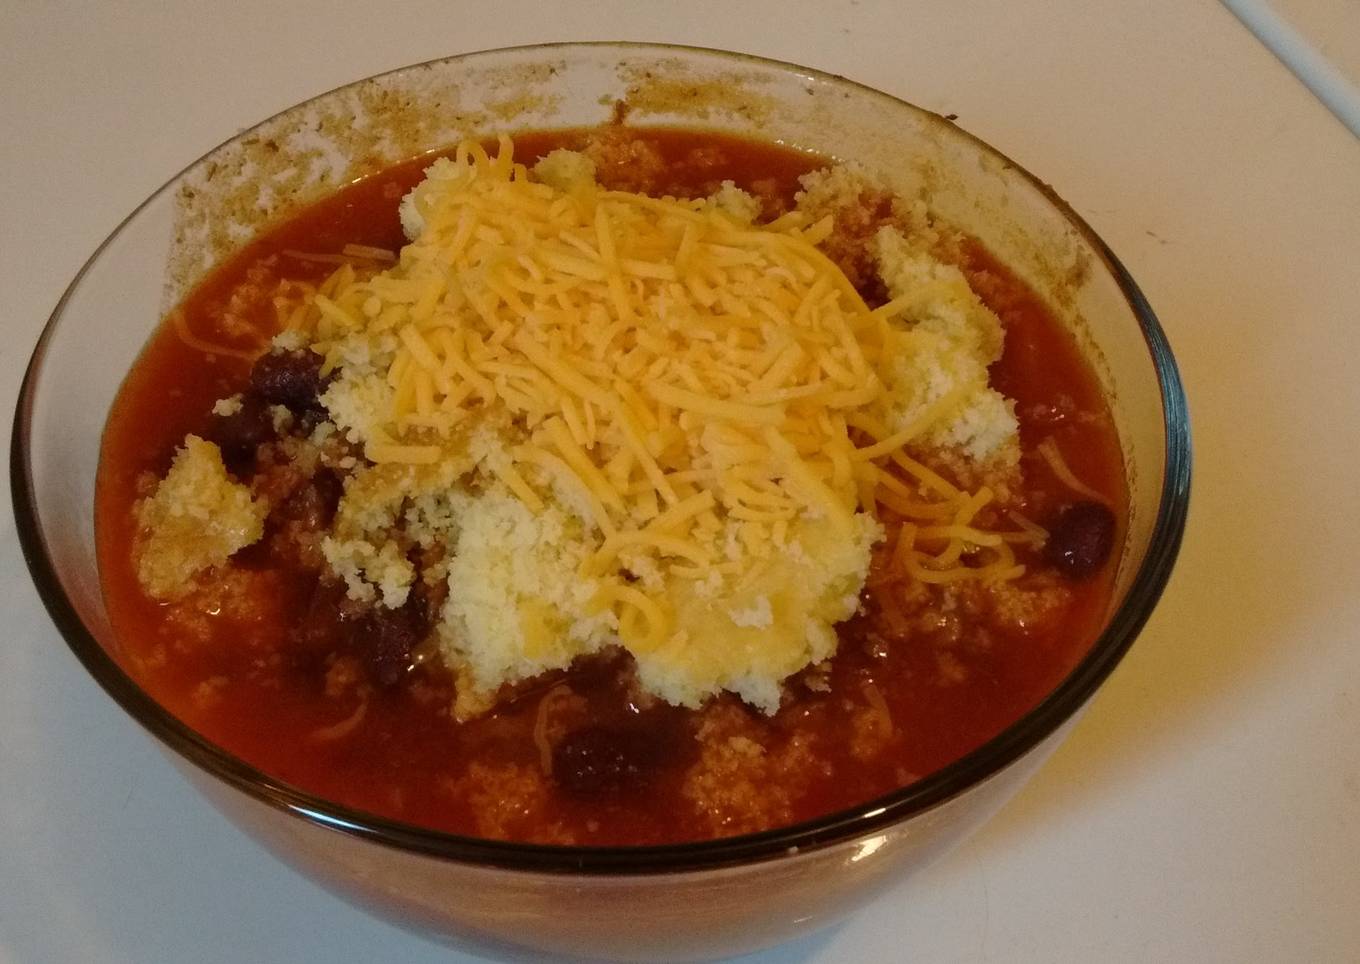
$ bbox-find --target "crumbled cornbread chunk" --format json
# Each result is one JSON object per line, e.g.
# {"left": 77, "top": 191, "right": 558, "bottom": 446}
{"left": 134, "top": 436, "right": 268, "bottom": 599}
{"left": 530, "top": 149, "right": 598, "bottom": 194}
{"left": 439, "top": 488, "right": 615, "bottom": 719}
{"left": 874, "top": 225, "right": 1019, "bottom": 466}
{"left": 640, "top": 513, "right": 880, "bottom": 713}
{"left": 709, "top": 180, "right": 762, "bottom": 223}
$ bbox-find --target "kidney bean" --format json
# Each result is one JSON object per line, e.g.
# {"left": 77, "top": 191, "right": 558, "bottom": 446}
{"left": 351, "top": 599, "right": 428, "bottom": 688}
{"left": 204, "top": 394, "right": 274, "bottom": 466}
{"left": 552, "top": 725, "right": 664, "bottom": 797}
{"left": 291, "top": 579, "right": 356, "bottom": 662}
{"left": 1044, "top": 501, "right": 1116, "bottom": 579}
{"left": 251, "top": 348, "right": 328, "bottom": 412}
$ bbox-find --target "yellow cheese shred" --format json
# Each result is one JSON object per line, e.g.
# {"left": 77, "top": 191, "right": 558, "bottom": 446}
{"left": 290, "top": 135, "right": 1026, "bottom": 631}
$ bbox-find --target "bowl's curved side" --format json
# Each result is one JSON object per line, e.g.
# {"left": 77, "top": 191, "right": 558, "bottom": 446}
{"left": 11, "top": 40, "right": 1189, "bottom": 960}
{"left": 170, "top": 721, "right": 1075, "bottom": 962}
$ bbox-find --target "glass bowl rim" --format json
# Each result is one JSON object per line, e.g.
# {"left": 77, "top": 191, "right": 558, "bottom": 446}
{"left": 11, "top": 40, "right": 1191, "bottom": 877}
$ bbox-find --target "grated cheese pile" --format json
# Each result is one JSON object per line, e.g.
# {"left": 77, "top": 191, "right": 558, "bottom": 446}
{"left": 263, "top": 135, "right": 1028, "bottom": 716}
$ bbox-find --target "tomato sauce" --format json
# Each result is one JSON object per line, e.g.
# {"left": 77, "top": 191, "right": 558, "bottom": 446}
{"left": 96, "top": 129, "right": 1125, "bottom": 845}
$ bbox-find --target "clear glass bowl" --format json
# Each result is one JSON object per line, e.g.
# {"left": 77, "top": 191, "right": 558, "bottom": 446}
{"left": 11, "top": 43, "right": 1190, "bottom": 962}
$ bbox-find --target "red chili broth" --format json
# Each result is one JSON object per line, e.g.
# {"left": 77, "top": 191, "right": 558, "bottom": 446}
{"left": 95, "top": 129, "right": 1125, "bottom": 845}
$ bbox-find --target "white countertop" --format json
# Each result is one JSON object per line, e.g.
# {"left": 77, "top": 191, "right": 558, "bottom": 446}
{"left": 3, "top": 2, "right": 1358, "bottom": 961}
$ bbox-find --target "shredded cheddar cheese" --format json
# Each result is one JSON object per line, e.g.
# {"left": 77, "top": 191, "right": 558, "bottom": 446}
{"left": 270, "top": 136, "right": 1026, "bottom": 716}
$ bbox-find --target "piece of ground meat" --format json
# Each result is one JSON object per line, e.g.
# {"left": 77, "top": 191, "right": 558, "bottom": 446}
{"left": 581, "top": 129, "right": 669, "bottom": 195}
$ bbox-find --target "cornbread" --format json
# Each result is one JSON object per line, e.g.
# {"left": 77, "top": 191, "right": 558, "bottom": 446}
{"left": 134, "top": 435, "right": 269, "bottom": 599}
{"left": 212, "top": 135, "right": 1016, "bottom": 715}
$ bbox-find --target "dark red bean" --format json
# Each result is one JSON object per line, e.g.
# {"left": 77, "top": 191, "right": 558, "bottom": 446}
{"left": 350, "top": 599, "right": 428, "bottom": 688}
{"left": 204, "top": 394, "right": 275, "bottom": 466}
{"left": 552, "top": 725, "right": 663, "bottom": 797}
{"left": 251, "top": 349, "right": 328, "bottom": 412}
{"left": 1044, "top": 501, "right": 1116, "bottom": 579}
{"left": 291, "top": 566, "right": 429, "bottom": 687}
{"left": 291, "top": 579, "right": 358, "bottom": 662}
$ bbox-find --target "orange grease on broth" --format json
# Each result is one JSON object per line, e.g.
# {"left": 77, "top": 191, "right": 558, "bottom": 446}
{"left": 96, "top": 129, "right": 1124, "bottom": 845}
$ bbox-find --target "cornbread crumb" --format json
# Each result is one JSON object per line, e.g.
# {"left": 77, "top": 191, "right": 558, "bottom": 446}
{"left": 710, "top": 180, "right": 761, "bottom": 223}
{"left": 683, "top": 704, "right": 831, "bottom": 836}
{"left": 318, "top": 333, "right": 398, "bottom": 444}
{"left": 211, "top": 394, "right": 242, "bottom": 416}
{"left": 728, "top": 595, "right": 773, "bottom": 629}
{"left": 323, "top": 536, "right": 413, "bottom": 607}
{"left": 445, "top": 762, "right": 576, "bottom": 844}
{"left": 134, "top": 436, "right": 268, "bottom": 600}
{"left": 531, "top": 149, "right": 597, "bottom": 193}
{"left": 683, "top": 707, "right": 791, "bottom": 835}
{"left": 271, "top": 328, "right": 308, "bottom": 351}
{"left": 795, "top": 164, "right": 877, "bottom": 223}
{"left": 986, "top": 574, "right": 1073, "bottom": 634}
{"left": 191, "top": 675, "right": 229, "bottom": 710}
{"left": 874, "top": 225, "right": 1019, "bottom": 466}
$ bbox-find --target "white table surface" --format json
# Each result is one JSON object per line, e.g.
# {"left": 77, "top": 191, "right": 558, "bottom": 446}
{"left": 3, "top": 2, "right": 1359, "bottom": 961}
